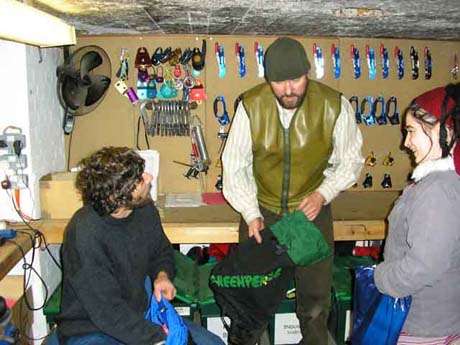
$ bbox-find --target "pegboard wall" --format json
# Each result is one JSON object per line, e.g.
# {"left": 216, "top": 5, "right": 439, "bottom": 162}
{"left": 68, "top": 35, "right": 460, "bottom": 195}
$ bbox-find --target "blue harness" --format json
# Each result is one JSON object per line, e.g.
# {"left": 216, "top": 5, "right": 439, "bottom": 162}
{"left": 144, "top": 276, "right": 189, "bottom": 345}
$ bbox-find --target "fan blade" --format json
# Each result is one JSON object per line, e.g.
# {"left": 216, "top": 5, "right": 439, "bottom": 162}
{"left": 84, "top": 75, "right": 111, "bottom": 107}
{"left": 62, "top": 76, "right": 89, "bottom": 110}
{"left": 57, "top": 64, "right": 79, "bottom": 80}
{"left": 80, "top": 51, "right": 103, "bottom": 77}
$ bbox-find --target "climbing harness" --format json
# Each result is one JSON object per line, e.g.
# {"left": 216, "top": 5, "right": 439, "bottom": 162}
{"left": 385, "top": 96, "right": 400, "bottom": 125}
{"left": 351, "top": 45, "right": 361, "bottom": 79}
{"left": 235, "top": 43, "right": 247, "bottom": 78}
{"left": 349, "top": 96, "right": 361, "bottom": 124}
{"left": 383, "top": 152, "right": 395, "bottom": 166}
{"left": 116, "top": 48, "right": 129, "bottom": 80}
{"left": 410, "top": 46, "right": 419, "bottom": 80}
{"left": 381, "top": 174, "right": 392, "bottom": 189}
{"left": 362, "top": 173, "right": 373, "bottom": 188}
{"left": 215, "top": 42, "right": 226, "bottom": 78}
{"left": 424, "top": 46, "right": 432, "bottom": 80}
{"left": 365, "top": 151, "right": 377, "bottom": 167}
{"left": 380, "top": 44, "right": 389, "bottom": 79}
{"left": 373, "top": 96, "right": 387, "bottom": 125}
{"left": 394, "top": 46, "right": 404, "bottom": 80}
{"left": 213, "top": 96, "right": 231, "bottom": 166}
{"left": 360, "top": 96, "right": 376, "bottom": 126}
{"left": 313, "top": 43, "right": 324, "bottom": 79}
{"left": 179, "top": 48, "right": 193, "bottom": 65}
{"left": 366, "top": 45, "right": 376, "bottom": 80}
{"left": 331, "top": 44, "right": 341, "bottom": 79}
{"left": 254, "top": 41, "right": 265, "bottom": 78}
{"left": 452, "top": 53, "right": 459, "bottom": 80}
{"left": 191, "top": 39, "right": 206, "bottom": 73}
{"left": 213, "top": 96, "right": 230, "bottom": 136}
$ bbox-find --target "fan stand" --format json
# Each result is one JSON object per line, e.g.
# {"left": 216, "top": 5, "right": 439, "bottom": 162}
{"left": 63, "top": 107, "right": 75, "bottom": 135}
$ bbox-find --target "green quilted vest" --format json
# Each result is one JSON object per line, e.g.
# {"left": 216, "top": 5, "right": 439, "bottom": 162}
{"left": 242, "top": 80, "right": 341, "bottom": 214}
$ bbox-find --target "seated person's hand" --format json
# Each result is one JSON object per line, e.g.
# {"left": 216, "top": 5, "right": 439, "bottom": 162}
{"left": 153, "top": 271, "right": 176, "bottom": 301}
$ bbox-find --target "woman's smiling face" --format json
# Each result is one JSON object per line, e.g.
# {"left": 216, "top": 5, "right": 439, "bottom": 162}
{"left": 404, "top": 111, "right": 442, "bottom": 164}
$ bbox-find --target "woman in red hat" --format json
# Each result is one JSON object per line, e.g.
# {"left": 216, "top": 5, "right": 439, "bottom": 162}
{"left": 374, "top": 83, "right": 460, "bottom": 344}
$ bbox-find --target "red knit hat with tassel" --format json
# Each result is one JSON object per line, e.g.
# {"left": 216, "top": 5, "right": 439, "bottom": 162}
{"left": 414, "top": 86, "right": 460, "bottom": 175}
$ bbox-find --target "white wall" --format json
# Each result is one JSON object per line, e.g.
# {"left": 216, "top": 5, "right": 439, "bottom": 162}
{"left": 0, "top": 39, "right": 66, "bottom": 221}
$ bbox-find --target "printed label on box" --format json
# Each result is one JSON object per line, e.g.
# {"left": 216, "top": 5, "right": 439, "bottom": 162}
{"left": 345, "top": 310, "right": 352, "bottom": 342}
{"left": 179, "top": 244, "right": 209, "bottom": 255}
{"left": 206, "top": 318, "right": 260, "bottom": 345}
{"left": 174, "top": 306, "right": 191, "bottom": 316}
{"left": 206, "top": 317, "right": 230, "bottom": 344}
{"left": 274, "top": 313, "right": 302, "bottom": 344}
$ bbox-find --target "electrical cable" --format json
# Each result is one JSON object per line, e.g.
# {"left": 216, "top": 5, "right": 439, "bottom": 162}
{"left": 66, "top": 123, "right": 74, "bottom": 171}
{"left": 0, "top": 152, "right": 62, "bottom": 338}
{"left": 136, "top": 113, "right": 150, "bottom": 150}
{"left": 9, "top": 233, "right": 57, "bottom": 341}
{"left": 15, "top": 272, "right": 55, "bottom": 343}
{"left": 5, "top": 238, "right": 49, "bottom": 311}
{"left": 7, "top": 190, "right": 61, "bottom": 270}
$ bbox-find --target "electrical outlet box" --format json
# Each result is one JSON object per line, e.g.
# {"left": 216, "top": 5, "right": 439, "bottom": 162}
{"left": 0, "top": 133, "right": 26, "bottom": 155}
{"left": 0, "top": 154, "right": 27, "bottom": 170}
{"left": 8, "top": 174, "right": 28, "bottom": 189}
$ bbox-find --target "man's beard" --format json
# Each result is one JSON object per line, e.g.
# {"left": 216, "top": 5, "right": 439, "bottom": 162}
{"left": 128, "top": 185, "right": 153, "bottom": 209}
{"left": 276, "top": 91, "right": 306, "bottom": 109}
{"left": 130, "top": 195, "right": 153, "bottom": 209}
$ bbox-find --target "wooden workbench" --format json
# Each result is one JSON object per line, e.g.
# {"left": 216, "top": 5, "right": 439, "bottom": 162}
{"left": 0, "top": 232, "right": 32, "bottom": 281}
{"left": 2, "top": 191, "right": 399, "bottom": 280}
{"left": 20, "top": 191, "right": 399, "bottom": 244}
{"left": 28, "top": 208, "right": 240, "bottom": 245}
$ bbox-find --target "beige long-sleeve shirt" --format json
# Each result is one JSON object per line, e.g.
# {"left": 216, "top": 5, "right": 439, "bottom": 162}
{"left": 222, "top": 95, "right": 364, "bottom": 224}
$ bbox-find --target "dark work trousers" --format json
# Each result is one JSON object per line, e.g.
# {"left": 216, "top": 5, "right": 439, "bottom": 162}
{"left": 238, "top": 205, "right": 334, "bottom": 345}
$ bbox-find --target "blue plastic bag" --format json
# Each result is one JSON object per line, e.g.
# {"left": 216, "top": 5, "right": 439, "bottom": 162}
{"left": 144, "top": 276, "right": 189, "bottom": 345}
{"left": 351, "top": 266, "right": 412, "bottom": 345}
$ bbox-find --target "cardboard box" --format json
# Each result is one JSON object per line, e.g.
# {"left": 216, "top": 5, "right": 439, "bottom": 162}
{"left": 39, "top": 172, "right": 82, "bottom": 219}
{"left": 269, "top": 298, "right": 302, "bottom": 344}
{"left": 200, "top": 302, "right": 230, "bottom": 344}
{"left": 39, "top": 150, "right": 159, "bottom": 219}
{"left": 200, "top": 303, "right": 266, "bottom": 345}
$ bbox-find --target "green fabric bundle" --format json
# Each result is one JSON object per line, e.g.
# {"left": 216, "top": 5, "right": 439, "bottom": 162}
{"left": 270, "top": 210, "right": 332, "bottom": 266}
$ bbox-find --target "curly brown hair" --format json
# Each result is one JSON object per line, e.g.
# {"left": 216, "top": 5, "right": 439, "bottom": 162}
{"left": 76, "top": 147, "right": 145, "bottom": 216}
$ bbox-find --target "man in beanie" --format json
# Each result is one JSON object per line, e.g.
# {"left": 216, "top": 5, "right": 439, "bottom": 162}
{"left": 222, "top": 37, "right": 363, "bottom": 344}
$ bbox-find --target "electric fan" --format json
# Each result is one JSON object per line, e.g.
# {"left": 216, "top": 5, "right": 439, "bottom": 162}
{"left": 56, "top": 45, "right": 111, "bottom": 134}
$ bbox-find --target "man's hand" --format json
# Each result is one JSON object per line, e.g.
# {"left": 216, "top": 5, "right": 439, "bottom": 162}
{"left": 153, "top": 271, "right": 176, "bottom": 301}
{"left": 248, "top": 217, "right": 265, "bottom": 244}
{"left": 297, "top": 191, "right": 325, "bottom": 221}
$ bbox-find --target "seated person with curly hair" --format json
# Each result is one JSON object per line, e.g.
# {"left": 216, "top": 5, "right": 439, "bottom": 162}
{"left": 50, "top": 147, "right": 223, "bottom": 345}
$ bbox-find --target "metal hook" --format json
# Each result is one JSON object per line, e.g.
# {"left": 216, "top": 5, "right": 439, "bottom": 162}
{"left": 37, "top": 47, "right": 43, "bottom": 63}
